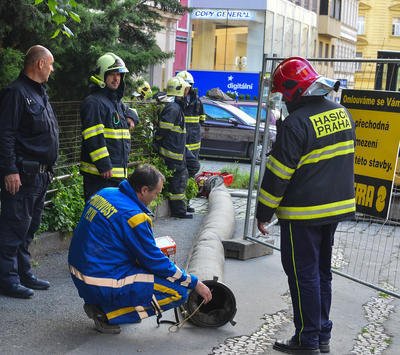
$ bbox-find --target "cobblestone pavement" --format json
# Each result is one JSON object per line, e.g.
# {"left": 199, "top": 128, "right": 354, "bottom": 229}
{"left": 191, "top": 191, "right": 400, "bottom": 355}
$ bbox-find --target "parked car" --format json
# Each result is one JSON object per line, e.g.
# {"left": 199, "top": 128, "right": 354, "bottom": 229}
{"left": 199, "top": 98, "right": 276, "bottom": 161}
{"left": 230, "top": 100, "right": 281, "bottom": 125}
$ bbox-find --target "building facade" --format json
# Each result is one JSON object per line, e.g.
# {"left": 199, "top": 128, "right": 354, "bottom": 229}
{"left": 356, "top": 0, "right": 400, "bottom": 89}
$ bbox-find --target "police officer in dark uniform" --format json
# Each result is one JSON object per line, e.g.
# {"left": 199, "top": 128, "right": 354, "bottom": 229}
{"left": 256, "top": 57, "right": 356, "bottom": 354}
{"left": 154, "top": 76, "right": 193, "bottom": 219}
{"left": 0, "top": 45, "right": 59, "bottom": 299}
{"left": 80, "top": 52, "right": 138, "bottom": 201}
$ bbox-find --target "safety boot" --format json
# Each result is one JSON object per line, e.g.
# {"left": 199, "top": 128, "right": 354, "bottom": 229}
{"left": 83, "top": 303, "right": 121, "bottom": 334}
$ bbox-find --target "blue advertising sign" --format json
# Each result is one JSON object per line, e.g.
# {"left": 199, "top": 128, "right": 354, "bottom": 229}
{"left": 187, "top": 70, "right": 260, "bottom": 99}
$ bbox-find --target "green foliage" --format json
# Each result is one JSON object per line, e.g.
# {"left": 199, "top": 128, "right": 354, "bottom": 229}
{"left": 185, "top": 177, "right": 199, "bottom": 201}
{"left": 40, "top": 168, "right": 85, "bottom": 233}
{"left": 220, "top": 164, "right": 259, "bottom": 189}
{"left": 34, "top": 0, "right": 81, "bottom": 38}
{"left": 0, "top": 0, "right": 186, "bottom": 100}
{"left": 0, "top": 48, "right": 24, "bottom": 90}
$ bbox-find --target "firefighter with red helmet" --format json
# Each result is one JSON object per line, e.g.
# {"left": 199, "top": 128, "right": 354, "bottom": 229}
{"left": 256, "top": 57, "right": 356, "bottom": 354}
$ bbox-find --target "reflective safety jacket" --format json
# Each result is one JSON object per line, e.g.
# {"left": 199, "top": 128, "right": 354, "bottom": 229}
{"left": 256, "top": 96, "right": 356, "bottom": 225}
{"left": 154, "top": 99, "right": 186, "bottom": 162}
{"left": 80, "top": 87, "right": 131, "bottom": 179}
{"left": 68, "top": 180, "right": 198, "bottom": 324}
{"left": 184, "top": 90, "right": 205, "bottom": 152}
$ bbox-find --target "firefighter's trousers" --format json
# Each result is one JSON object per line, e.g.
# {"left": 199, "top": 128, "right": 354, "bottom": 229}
{"left": 279, "top": 221, "right": 337, "bottom": 348}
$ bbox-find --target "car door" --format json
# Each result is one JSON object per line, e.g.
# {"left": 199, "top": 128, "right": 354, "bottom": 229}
{"left": 200, "top": 103, "right": 248, "bottom": 158}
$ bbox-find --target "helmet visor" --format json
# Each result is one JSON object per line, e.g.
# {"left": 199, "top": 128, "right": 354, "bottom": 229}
{"left": 302, "top": 77, "right": 340, "bottom": 97}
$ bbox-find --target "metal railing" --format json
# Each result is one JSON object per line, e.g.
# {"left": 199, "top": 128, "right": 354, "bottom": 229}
{"left": 244, "top": 56, "right": 400, "bottom": 298}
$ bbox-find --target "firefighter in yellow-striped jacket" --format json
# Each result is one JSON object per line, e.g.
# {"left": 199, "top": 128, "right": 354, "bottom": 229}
{"left": 176, "top": 71, "right": 205, "bottom": 179}
{"left": 68, "top": 164, "right": 212, "bottom": 333}
{"left": 256, "top": 57, "right": 356, "bottom": 355}
{"left": 154, "top": 76, "right": 193, "bottom": 219}
{"left": 80, "top": 53, "right": 138, "bottom": 201}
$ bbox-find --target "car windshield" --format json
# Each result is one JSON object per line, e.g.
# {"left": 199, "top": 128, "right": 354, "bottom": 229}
{"left": 238, "top": 105, "right": 267, "bottom": 121}
{"left": 203, "top": 101, "right": 256, "bottom": 126}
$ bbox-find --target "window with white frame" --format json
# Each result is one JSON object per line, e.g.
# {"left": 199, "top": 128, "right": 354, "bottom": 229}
{"left": 357, "top": 16, "right": 365, "bottom": 35}
{"left": 392, "top": 18, "right": 400, "bottom": 36}
{"left": 355, "top": 52, "right": 362, "bottom": 71}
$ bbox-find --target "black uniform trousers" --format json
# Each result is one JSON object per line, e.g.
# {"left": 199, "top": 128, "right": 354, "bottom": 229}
{"left": 279, "top": 221, "right": 337, "bottom": 348}
{"left": 185, "top": 148, "right": 200, "bottom": 179}
{"left": 164, "top": 159, "right": 188, "bottom": 216}
{"left": 83, "top": 174, "right": 123, "bottom": 202}
{"left": 0, "top": 172, "right": 50, "bottom": 287}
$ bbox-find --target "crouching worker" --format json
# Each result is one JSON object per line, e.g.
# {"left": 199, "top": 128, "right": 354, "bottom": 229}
{"left": 68, "top": 164, "right": 212, "bottom": 334}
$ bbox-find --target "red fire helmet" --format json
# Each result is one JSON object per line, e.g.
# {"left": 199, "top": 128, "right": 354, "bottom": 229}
{"left": 271, "top": 56, "right": 339, "bottom": 103}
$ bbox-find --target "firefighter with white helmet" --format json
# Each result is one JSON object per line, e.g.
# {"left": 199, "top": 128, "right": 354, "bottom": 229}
{"left": 256, "top": 57, "right": 356, "bottom": 354}
{"left": 80, "top": 52, "right": 138, "bottom": 201}
{"left": 176, "top": 70, "right": 205, "bottom": 212}
{"left": 132, "top": 79, "right": 152, "bottom": 100}
{"left": 154, "top": 76, "right": 193, "bottom": 218}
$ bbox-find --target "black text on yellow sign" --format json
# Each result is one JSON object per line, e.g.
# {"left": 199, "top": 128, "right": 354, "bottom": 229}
{"left": 341, "top": 89, "right": 400, "bottom": 219}
{"left": 354, "top": 175, "right": 392, "bottom": 219}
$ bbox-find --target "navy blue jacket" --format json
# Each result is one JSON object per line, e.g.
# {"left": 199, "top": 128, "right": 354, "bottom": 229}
{"left": 257, "top": 96, "right": 356, "bottom": 225}
{"left": 0, "top": 72, "right": 59, "bottom": 175}
{"left": 80, "top": 87, "right": 131, "bottom": 178}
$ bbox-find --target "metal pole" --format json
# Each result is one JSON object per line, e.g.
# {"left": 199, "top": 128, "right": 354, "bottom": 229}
{"left": 242, "top": 53, "right": 267, "bottom": 239}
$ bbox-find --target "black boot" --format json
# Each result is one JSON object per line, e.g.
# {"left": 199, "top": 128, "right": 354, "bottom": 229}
{"left": 83, "top": 304, "right": 121, "bottom": 334}
{"left": 273, "top": 338, "right": 320, "bottom": 354}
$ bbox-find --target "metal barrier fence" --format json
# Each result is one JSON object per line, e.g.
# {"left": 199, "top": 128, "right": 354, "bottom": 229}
{"left": 244, "top": 56, "right": 400, "bottom": 298}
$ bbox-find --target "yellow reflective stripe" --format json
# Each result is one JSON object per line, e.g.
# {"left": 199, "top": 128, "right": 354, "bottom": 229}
{"left": 82, "top": 124, "right": 104, "bottom": 140}
{"left": 258, "top": 188, "right": 282, "bottom": 209}
{"left": 159, "top": 121, "right": 174, "bottom": 130}
{"left": 169, "top": 193, "right": 185, "bottom": 201}
{"left": 289, "top": 223, "right": 305, "bottom": 340}
{"left": 154, "top": 283, "right": 182, "bottom": 306}
{"left": 185, "top": 116, "right": 200, "bottom": 123}
{"left": 103, "top": 128, "right": 131, "bottom": 139}
{"left": 297, "top": 140, "right": 354, "bottom": 169}
{"left": 267, "top": 155, "right": 295, "bottom": 180}
{"left": 159, "top": 122, "right": 186, "bottom": 134}
{"left": 80, "top": 162, "right": 127, "bottom": 178}
{"left": 128, "top": 213, "right": 153, "bottom": 229}
{"left": 200, "top": 114, "right": 206, "bottom": 122}
{"left": 186, "top": 142, "right": 201, "bottom": 150}
{"left": 276, "top": 198, "right": 356, "bottom": 220}
{"left": 106, "top": 306, "right": 136, "bottom": 320}
{"left": 69, "top": 265, "right": 154, "bottom": 287}
{"left": 159, "top": 147, "right": 183, "bottom": 161}
{"left": 89, "top": 146, "right": 109, "bottom": 162}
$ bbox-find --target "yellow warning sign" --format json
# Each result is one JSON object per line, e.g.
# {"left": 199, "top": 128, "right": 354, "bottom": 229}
{"left": 341, "top": 89, "right": 400, "bottom": 219}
